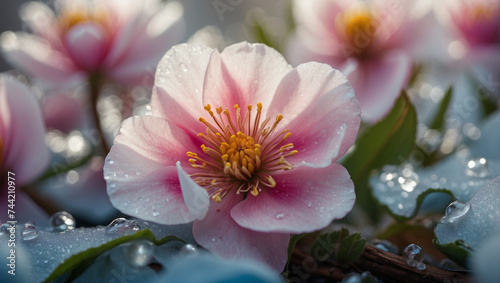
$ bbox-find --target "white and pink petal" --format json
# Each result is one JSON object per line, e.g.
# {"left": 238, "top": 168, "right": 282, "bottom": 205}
{"left": 270, "top": 62, "right": 361, "bottom": 166}
{"left": 193, "top": 193, "right": 289, "bottom": 272}
{"left": 0, "top": 74, "right": 50, "bottom": 185}
{"left": 231, "top": 162, "right": 356, "bottom": 234}
{"left": 105, "top": 116, "right": 202, "bottom": 224}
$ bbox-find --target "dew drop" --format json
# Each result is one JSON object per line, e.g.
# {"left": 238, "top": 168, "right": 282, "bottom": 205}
{"left": 403, "top": 244, "right": 424, "bottom": 268}
{"left": 417, "top": 262, "right": 426, "bottom": 270}
{"left": 106, "top": 218, "right": 141, "bottom": 234}
{"left": 106, "top": 159, "right": 114, "bottom": 165}
{"left": 465, "top": 157, "right": 490, "bottom": 178}
{"left": 342, "top": 272, "right": 362, "bottom": 283}
{"left": 179, "top": 63, "right": 187, "bottom": 72}
{"left": 373, "top": 239, "right": 399, "bottom": 254}
{"left": 442, "top": 200, "right": 470, "bottom": 223}
{"left": 152, "top": 210, "right": 160, "bottom": 217}
{"left": 49, "top": 211, "right": 76, "bottom": 232}
{"left": 21, "top": 224, "right": 38, "bottom": 241}
{"left": 276, "top": 213, "right": 285, "bottom": 219}
{"left": 126, "top": 240, "right": 154, "bottom": 268}
{"left": 0, "top": 223, "right": 10, "bottom": 236}
{"left": 180, "top": 244, "right": 200, "bottom": 255}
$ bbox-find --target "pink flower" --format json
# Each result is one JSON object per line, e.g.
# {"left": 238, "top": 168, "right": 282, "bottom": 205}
{"left": 1, "top": 74, "right": 50, "bottom": 223}
{"left": 104, "top": 42, "right": 361, "bottom": 270}
{"left": 287, "top": 0, "right": 430, "bottom": 122}
{"left": 0, "top": 0, "right": 185, "bottom": 89}
{"left": 435, "top": 0, "right": 500, "bottom": 68}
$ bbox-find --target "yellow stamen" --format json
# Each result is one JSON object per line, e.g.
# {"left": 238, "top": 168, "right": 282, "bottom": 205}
{"left": 187, "top": 103, "right": 298, "bottom": 202}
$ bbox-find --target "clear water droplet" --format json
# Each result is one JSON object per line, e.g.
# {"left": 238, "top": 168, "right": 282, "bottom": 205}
{"left": 21, "top": 224, "right": 38, "bottom": 241}
{"left": 126, "top": 240, "right": 154, "bottom": 268}
{"left": 416, "top": 262, "right": 426, "bottom": 270}
{"left": 106, "top": 218, "right": 141, "bottom": 234}
{"left": 180, "top": 244, "right": 199, "bottom": 255}
{"left": 152, "top": 210, "right": 160, "bottom": 217}
{"left": 465, "top": 157, "right": 490, "bottom": 178}
{"left": 275, "top": 213, "right": 285, "bottom": 219}
{"left": 342, "top": 272, "right": 362, "bottom": 283}
{"left": 179, "top": 63, "right": 187, "bottom": 72}
{"left": 373, "top": 239, "right": 399, "bottom": 254}
{"left": 403, "top": 244, "right": 424, "bottom": 268}
{"left": 442, "top": 200, "right": 471, "bottom": 223}
{"left": 0, "top": 223, "right": 11, "bottom": 236}
{"left": 106, "top": 159, "right": 114, "bottom": 165}
{"left": 49, "top": 211, "right": 76, "bottom": 232}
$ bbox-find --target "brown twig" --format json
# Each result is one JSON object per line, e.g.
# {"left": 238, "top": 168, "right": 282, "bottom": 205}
{"left": 289, "top": 244, "right": 475, "bottom": 283}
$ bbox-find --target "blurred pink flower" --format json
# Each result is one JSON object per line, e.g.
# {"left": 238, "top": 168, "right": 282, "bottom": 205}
{"left": 0, "top": 74, "right": 50, "bottom": 223}
{"left": 1, "top": 0, "right": 185, "bottom": 89}
{"left": 435, "top": 0, "right": 500, "bottom": 68}
{"left": 104, "top": 42, "right": 361, "bottom": 270}
{"left": 287, "top": 0, "right": 431, "bottom": 122}
{"left": 42, "top": 92, "right": 85, "bottom": 132}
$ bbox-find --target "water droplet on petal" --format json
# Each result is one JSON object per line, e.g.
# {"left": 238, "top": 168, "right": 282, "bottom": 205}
{"left": 152, "top": 210, "right": 160, "bottom": 217}
{"left": 106, "top": 218, "right": 141, "bottom": 234}
{"left": 442, "top": 200, "right": 471, "bottom": 223}
{"left": 275, "top": 213, "right": 285, "bottom": 219}
{"left": 126, "top": 240, "right": 154, "bottom": 268}
{"left": 21, "top": 224, "right": 38, "bottom": 241}
{"left": 465, "top": 157, "right": 490, "bottom": 178}
{"left": 403, "top": 244, "right": 424, "bottom": 268}
{"left": 179, "top": 63, "right": 187, "bottom": 72}
{"left": 49, "top": 211, "right": 76, "bottom": 232}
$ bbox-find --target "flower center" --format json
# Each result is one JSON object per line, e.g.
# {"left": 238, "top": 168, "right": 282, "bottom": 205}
{"left": 58, "top": 4, "right": 110, "bottom": 35}
{"left": 187, "top": 103, "right": 298, "bottom": 202}
{"left": 336, "top": 6, "right": 378, "bottom": 58}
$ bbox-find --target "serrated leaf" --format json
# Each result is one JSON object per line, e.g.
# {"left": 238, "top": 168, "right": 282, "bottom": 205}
{"left": 429, "top": 86, "right": 453, "bottom": 131}
{"left": 342, "top": 91, "right": 417, "bottom": 219}
{"left": 43, "top": 229, "right": 184, "bottom": 283}
{"left": 311, "top": 228, "right": 366, "bottom": 265}
{"left": 337, "top": 233, "right": 366, "bottom": 264}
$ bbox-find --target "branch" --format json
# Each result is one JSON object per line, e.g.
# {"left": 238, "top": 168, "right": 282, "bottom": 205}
{"left": 289, "top": 244, "right": 474, "bottom": 282}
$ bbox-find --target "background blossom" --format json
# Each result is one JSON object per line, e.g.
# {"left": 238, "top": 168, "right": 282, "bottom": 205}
{"left": 0, "top": 0, "right": 185, "bottom": 89}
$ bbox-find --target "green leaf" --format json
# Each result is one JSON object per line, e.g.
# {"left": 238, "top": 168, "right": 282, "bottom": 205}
{"left": 43, "top": 229, "right": 184, "bottom": 283}
{"left": 311, "top": 228, "right": 366, "bottom": 265}
{"left": 383, "top": 188, "right": 454, "bottom": 222}
{"left": 337, "top": 233, "right": 366, "bottom": 264}
{"left": 429, "top": 86, "right": 453, "bottom": 130}
{"left": 285, "top": 234, "right": 305, "bottom": 272}
{"left": 342, "top": 91, "right": 417, "bottom": 220}
{"left": 432, "top": 238, "right": 471, "bottom": 267}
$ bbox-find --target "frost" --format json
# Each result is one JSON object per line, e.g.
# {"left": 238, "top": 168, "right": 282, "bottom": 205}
{"left": 370, "top": 154, "right": 499, "bottom": 219}
{"left": 11, "top": 221, "right": 194, "bottom": 282}
{"left": 434, "top": 177, "right": 500, "bottom": 248}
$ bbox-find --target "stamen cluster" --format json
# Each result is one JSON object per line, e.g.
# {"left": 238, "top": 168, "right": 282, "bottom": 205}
{"left": 187, "top": 103, "right": 298, "bottom": 202}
